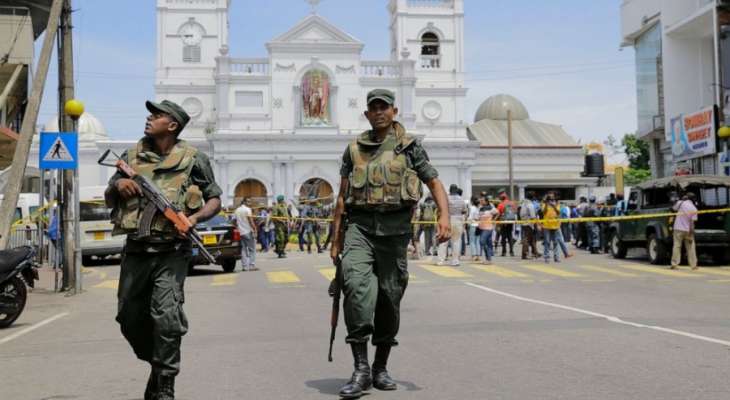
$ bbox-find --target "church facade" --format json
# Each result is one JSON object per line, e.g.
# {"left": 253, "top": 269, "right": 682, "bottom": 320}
{"left": 30, "top": 0, "right": 596, "bottom": 206}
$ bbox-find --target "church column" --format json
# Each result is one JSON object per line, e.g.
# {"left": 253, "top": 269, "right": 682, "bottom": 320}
{"left": 217, "top": 159, "right": 230, "bottom": 206}
{"left": 215, "top": 48, "right": 231, "bottom": 130}
{"left": 398, "top": 48, "right": 417, "bottom": 130}
{"left": 272, "top": 160, "right": 282, "bottom": 197}
{"left": 285, "top": 159, "right": 295, "bottom": 200}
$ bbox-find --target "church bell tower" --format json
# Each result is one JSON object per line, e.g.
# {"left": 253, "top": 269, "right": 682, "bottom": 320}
{"left": 155, "top": 0, "right": 230, "bottom": 138}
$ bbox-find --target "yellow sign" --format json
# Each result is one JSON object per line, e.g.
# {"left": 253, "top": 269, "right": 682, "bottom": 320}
{"left": 615, "top": 167, "right": 624, "bottom": 197}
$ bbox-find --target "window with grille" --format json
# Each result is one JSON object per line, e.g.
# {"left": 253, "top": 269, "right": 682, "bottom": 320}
{"left": 183, "top": 45, "right": 201, "bottom": 63}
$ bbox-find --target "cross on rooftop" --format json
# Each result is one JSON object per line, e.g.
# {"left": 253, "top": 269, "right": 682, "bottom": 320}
{"left": 307, "top": 0, "right": 321, "bottom": 13}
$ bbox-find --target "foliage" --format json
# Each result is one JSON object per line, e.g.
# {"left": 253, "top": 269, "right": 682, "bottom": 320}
{"left": 621, "top": 134, "right": 650, "bottom": 170}
{"left": 624, "top": 168, "right": 652, "bottom": 186}
{"left": 603, "top": 133, "right": 651, "bottom": 171}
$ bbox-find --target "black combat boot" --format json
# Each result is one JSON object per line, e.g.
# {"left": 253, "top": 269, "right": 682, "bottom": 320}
{"left": 372, "top": 345, "right": 397, "bottom": 391}
{"left": 143, "top": 370, "right": 157, "bottom": 400}
{"left": 339, "top": 343, "right": 372, "bottom": 398}
{"left": 156, "top": 375, "right": 175, "bottom": 400}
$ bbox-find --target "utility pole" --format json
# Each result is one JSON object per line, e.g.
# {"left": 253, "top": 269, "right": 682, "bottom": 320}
{"left": 507, "top": 109, "right": 515, "bottom": 200}
{"left": 58, "top": 0, "right": 78, "bottom": 292}
{"left": 0, "top": 0, "right": 64, "bottom": 250}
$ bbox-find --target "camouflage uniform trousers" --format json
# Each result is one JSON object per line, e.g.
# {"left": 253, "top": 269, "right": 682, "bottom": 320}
{"left": 341, "top": 224, "right": 409, "bottom": 346}
{"left": 274, "top": 224, "right": 288, "bottom": 254}
{"left": 116, "top": 249, "right": 190, "bottom": 377}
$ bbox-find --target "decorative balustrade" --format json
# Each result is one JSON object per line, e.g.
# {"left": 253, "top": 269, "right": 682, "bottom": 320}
{"left": 229, "top": 59, "right": 270, "bottom": 75}
{"left": 420, "top": 55, "right": 441, "bottom": 69}
{"left": 360, "top": 61, "right": 401, "bottom": 78}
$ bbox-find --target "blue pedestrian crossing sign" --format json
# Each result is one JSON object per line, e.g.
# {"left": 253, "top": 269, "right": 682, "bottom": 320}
{"left": 39, "top": 132, "right": 78, "bottom": 169}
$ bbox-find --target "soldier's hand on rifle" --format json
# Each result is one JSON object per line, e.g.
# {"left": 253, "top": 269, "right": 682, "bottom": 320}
{"left": 115, "top": 178, "right": 143, "bottom": 200}
{"left": 330, "top": 242, "right": 341, "bottom": 264}
{"left": 436, "top": 215, "right": 451, "bottom": 243}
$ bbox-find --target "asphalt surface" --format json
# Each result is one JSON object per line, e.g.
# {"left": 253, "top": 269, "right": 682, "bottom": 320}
{"left": 1, "top": 246, "right": 729, "bottom": 400}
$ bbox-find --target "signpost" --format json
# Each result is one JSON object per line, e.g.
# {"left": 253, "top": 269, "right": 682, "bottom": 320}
{"left": 39, "top": 132, "right": 78, "bottom": 169}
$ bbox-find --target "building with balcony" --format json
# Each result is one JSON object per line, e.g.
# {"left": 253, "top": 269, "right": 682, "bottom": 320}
{"left": 621, "top": 0, "right": 724, "bottom": 178}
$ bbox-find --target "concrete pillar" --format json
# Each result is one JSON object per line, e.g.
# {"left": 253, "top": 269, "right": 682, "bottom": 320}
{"left": 285, "top": 160, "right": 295, "bottom": 200}
{"left": 272, "top": 161, "right": 281, "bottom": 197}
{"left": 218, "top": 159, "right": 229, "bottom": 207}
{"left": 518, "top": 185, "right": 526, "bottom": 201}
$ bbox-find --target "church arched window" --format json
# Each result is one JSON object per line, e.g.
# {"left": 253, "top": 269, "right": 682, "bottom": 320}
{"left": 420, "top": 32, "right": 440, "bottom": 69}
{"left": 421, "top": 32, "right": 439, "bottom": 55}
{"left": 300, "top": 70, "right": 332, "bottom": 126}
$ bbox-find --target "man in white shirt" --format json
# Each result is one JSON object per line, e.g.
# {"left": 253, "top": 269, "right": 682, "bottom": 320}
{"left": 437, "top": 184, "right": 467, "bottom": 266}
{"left": 234, "top": 198, "right": 258, "bottom": 271}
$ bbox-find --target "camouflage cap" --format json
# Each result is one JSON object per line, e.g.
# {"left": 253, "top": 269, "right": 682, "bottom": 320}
{"left": 367, "top": 89, "right": 395, "bottom": 106}
{"left": 277, "top": 195, "right": 285, "bottom": 202}
{"left": 146, "top": 100, "right": 191, "bottom": 131}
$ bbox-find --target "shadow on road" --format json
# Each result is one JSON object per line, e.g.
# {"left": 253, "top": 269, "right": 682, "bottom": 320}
{"left": 305, "top": 378, "right": 422, "bottom": 395}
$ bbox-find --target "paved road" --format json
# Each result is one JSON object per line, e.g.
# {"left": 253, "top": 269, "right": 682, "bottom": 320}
{"left": 1, "top": 248, "right": 729, "bottom": 400}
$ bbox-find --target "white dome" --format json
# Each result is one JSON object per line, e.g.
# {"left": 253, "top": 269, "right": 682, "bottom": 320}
{"left": 43, "top": 112, "right": 108, "bottom": 142}
{"left": 474, "top": 94, "right": 530, "bottom": 122}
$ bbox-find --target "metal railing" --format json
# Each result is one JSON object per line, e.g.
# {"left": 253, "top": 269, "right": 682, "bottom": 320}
{"left": 230, "top": 59, "right": 270, "bottom": 75}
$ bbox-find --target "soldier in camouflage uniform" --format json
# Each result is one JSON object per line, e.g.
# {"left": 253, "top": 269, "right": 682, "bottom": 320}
{"left": 272, "top": 195, "right": 289, "bottom": 258}
{"left": 105, "top": 100, "right": 222, "bottom": 400}
{"left": 330, "top": 89, "right": 451, "bottom": 398}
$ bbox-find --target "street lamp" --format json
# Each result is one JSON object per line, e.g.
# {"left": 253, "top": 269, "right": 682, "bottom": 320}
{"left": 64, "top": 99, "right": 83, "bottom": 294}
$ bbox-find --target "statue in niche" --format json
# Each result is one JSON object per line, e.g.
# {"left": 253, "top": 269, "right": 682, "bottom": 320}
{"left": 302, "top": 70, "right": 331, "bottom": 126}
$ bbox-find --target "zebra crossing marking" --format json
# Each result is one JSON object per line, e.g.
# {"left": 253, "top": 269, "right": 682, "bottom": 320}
{"left": 578, "top": 265, "right": 638, "bottom": 278}
{"left": 94, "top": 280, "right": 118, "bottom": 289}
{"left": 419, "top": 265, "right": 473, "bottom": 278}
{"left": 211, "top": 274, "right": 237, "bottom": 286}
{"left": 520, "top": 264, "right": 583, "bottom": 278}
{"left": 618, "top": 264, "right": 703, "bottom": 278}
{"left": 468, "top": 264, "right": 530, "bottom": 278}
{"left": 266, "top": 271, "right": 301, "bottom": 284}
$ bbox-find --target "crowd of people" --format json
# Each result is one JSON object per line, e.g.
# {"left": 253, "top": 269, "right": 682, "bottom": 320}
{"left": 230, "top": 196, "right": 335, "bottom": 268}
{"left": 229, "top": 186, "right": 699, "bottom": 270}
{"left": 408, "top": 186, "right": 634, "bottom": 266}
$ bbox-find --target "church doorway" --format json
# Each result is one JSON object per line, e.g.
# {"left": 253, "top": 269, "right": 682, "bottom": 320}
{"left": 299, "top": 178, "right": 333, "bottom": 205}
{"left": 234, "top": 179, "right": 268, "bottom": 207}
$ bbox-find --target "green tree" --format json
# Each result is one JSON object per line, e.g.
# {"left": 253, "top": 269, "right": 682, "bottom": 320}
{"left": 624, "top": 168, "right": 652, "bottom": 186}
{"left": 621, "top": 134, "right": 650, "bottom": 170}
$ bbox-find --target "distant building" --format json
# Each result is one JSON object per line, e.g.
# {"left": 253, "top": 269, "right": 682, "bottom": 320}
{"left": 621, "top": 0, "right": 727, "bottom": 178}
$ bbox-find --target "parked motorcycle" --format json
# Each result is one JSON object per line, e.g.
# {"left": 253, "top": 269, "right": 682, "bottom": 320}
{"left": 0, "top": 246, "right": 39, "bottom": 328}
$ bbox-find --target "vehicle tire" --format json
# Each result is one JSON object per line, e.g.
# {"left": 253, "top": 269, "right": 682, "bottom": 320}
{"left": 0, "top": 276, "right": 27, "bottom": 329}
{"left": 82, "top": 255, "right": 93, "bottom": 266}
{"left": 711, "top": 250, "right": 730, "bottom": 265}
{"left": 647, "top": 233, "right": 668, "bottom": 265}
{"left": 609, "top": 231, "right": 628, "bottom": 259}
{"left": 221, "top": 259, "right": 236, "bottom": 273}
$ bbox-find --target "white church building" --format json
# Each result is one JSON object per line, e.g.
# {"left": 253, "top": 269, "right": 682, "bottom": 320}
{"left": 31, "top": 0, "right": 595, "bottom": 206}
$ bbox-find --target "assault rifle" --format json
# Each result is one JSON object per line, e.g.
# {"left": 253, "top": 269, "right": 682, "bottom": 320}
{"left": 98, "top": 149, "right": 218, "bottom": 264}
{"left": 328, "top": 254, "right": 342, "bottom": 362}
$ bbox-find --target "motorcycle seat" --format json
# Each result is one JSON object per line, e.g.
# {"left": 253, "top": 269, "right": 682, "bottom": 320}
{"left": 0, "top": 246, "right": 33, "bottom": 273}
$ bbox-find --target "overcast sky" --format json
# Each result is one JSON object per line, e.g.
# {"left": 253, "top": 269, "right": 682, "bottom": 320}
{"left": 37, "top": 0, "right": 636, "bottom": 145}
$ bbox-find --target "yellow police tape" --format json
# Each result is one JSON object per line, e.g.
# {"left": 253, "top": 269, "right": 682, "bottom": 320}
{"left": 249, "top": 207, "right": 730, "bottom": 226}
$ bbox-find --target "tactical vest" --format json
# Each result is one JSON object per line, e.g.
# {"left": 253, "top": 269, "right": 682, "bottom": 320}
{"left": 112, "top": 139, "right": 202, "bottom": 237}
{"left": 345, "top": 123, "right": 422, "bottom": 211}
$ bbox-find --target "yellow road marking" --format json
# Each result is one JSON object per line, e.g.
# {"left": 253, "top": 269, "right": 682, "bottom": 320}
{"left": 211, "top": 273, "right": 237, "bottom": 286}
{"left": 469, "top": 264, "right": 530, "bottom": 278}
{"left": 618, "top": 264, "right": 703, "bottom": 277}
{"left": 266, "top": 271, "right": 301, "bottom": 284}
{"left": 520, "top": 264, "right": 583, "bottom": 278}
{"left": 578, "top": 265, "right": 638, "bottom": 278}
{"left": 419, "top": 265, "right": 472, "bottom": 278}
{"left": 93, "top": 279, "right": 118, "bottom": 289}
{"left": 319, "top": 268, "right": 336, "bottom": 281}
{"left": 693, "top": 268, "right": 730, "bottom": 277}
